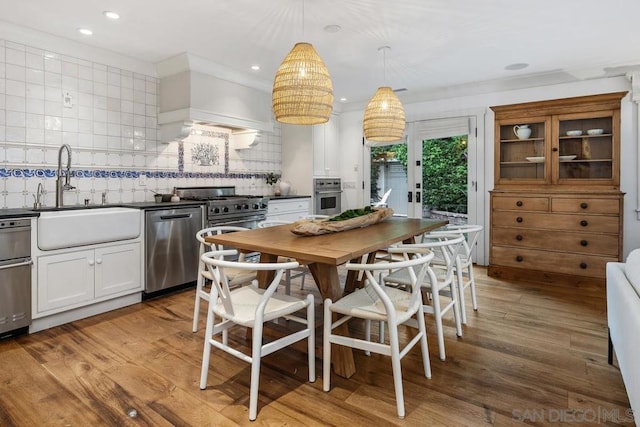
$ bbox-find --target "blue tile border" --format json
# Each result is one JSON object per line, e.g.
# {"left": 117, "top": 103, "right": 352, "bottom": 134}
{"left": 0, "top": 168, "right": 276, "bottom": 181}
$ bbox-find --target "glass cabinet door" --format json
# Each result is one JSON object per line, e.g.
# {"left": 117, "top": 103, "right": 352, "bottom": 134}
{"left": 497, "top": 119, "right": 549, "bottom": 183}
{"left": 556, "top": 112, "right": 615, "bottom": 184}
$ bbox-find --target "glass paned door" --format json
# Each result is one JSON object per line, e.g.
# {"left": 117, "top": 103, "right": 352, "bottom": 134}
{"left": 418, "top": 135, "right": 469, "bottom": 223}
{"left": 408, "top": 116, "right": 478, "bottom": 227}
{"left": 370, "top": 143, "right": 407, "bottom": 216}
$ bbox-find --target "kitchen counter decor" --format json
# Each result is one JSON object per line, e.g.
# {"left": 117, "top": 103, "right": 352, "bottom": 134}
{"left": 290, "top": 207, "right": 394, "bottom": 236}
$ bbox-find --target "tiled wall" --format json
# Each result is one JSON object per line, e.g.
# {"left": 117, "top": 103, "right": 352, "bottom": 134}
{"left": 0, "top": 39, "right": 282, "bottom": 209}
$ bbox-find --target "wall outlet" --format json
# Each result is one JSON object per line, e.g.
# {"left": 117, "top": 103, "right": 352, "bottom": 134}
{"left": 343, "top": 181, "right": 356, "bottom": 189}
{"left": 63, "top": 91, "right": 73, "bottom": 108}
{"left": 139, "top": 174, "right": 147, "bottom": 186}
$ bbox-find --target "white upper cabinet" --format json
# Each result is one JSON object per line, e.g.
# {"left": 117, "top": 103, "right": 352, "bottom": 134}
{"left": 313, "top": 117, "right": 340, "bottom": 177}
{"left": 282, "top": 114, "right": 341, "bottom": 196}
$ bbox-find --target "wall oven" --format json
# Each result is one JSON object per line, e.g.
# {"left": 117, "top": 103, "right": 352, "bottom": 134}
{"left": 0, "top": 218, "right": 32, "bottom": 338}
{"left": 314, "top": 178, "right": 342, "bottom": 216}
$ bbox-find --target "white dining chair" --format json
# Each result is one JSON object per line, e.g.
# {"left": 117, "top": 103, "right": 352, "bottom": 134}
{"left": 193, "top": 226, "right": 256, "bottom": 332}
{"left": 431, "top": 224, "right": 483, "bottom": 324}
{"left": 383, "top": 233, "right": 465, "bottom": 361}
{"left": 199, "top": 249, "right": 315, "bottom": 421}
{"left": 258, "top": 219, "right": 310, "bottom": 294}
{"left": 323, "top": 247, "right": 434, "bottom": 419}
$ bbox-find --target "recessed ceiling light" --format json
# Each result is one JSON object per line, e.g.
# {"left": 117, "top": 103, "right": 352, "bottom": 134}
{"left": 505, "top": 63, "right": 529, "bottom": 71}
{"left": 340, "top": 97, "right": 347, "bottom": 102}
{"left": 324, "top": 24, "right": 341, "bottom": 33}
{"left": 78, "top": 28, "right": 93, "bottom": 36}
{"left": 251, "top": 65, "right": 260, "bottom": 71}
{"left": 103, "top": 11, "right": 120, "bottom": 20}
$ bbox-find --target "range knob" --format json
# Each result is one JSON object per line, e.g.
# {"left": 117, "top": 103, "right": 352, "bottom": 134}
{"left": 213, "top": 207, "right": 220, "bottom": 214}
{"left": 253, "top": 203, "right": 259, "bottom": 209}
{"left": 241, "top": 203, "right": 248, "bottom": 209}
{"left": 261, "top": 203, "right": 267, "bottom": 209}
{"left": 235, "top": 204, "right": 242, "bottom": 210}
{"left": 222, "top": 206, "right": 229, "bottom": 213}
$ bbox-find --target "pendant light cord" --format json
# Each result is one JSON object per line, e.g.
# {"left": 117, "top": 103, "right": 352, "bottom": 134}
{"left": 383, "top": 47, "right": 387, "bottom": 85}
{"left": 379, "top": 46, "right": 390, "bottom": 86}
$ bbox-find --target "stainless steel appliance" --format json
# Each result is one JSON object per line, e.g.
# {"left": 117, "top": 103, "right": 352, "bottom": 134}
{"left": 0, "top": 218, "right": 32, "bottom": 337}
{"left": 145, "top": 206, "right": 203, "bottom": 295}
{"left": 314, "top": 178, "right": 342, "bottom": 216}
{"left": 175, "top": 186, "right": 268, "bottom": 229}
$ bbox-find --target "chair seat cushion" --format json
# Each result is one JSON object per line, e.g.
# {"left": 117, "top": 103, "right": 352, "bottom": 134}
{"left": 202, "top": 267, "right": 257, "bottom": 286}
{"left": 384, "top": 266, "right": 446, "bottom": 290}
{"left": 213, "top": 285, "right": 308, "bottom": 327}
{"left": 624, "top": 248, "right": 640, "bottom": 296}
{"left": 330, "top": 285, "right": 416, "bottom": 323}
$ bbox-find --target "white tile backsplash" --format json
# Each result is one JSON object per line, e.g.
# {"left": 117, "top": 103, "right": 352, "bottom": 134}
{"left": 6, "top": 110, "right": 25, "bottom": 127}
{"left": 6, "top": 48, "right": 25, "bottom": 66}
{"left": 1, "top": 39, "right": 281, "bottom": 208}
{"left": 6, "top": 79, "right": 25, "bottom": 97}
{"left": 6, "top": 64, "right": 25, "bottom": 81}
{"left": 44, "top": 71, "right": 61, "bottom": 87}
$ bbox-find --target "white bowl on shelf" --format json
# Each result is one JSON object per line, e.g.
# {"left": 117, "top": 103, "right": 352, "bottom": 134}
{"left": 525, "top": 156, "right": 545, "bottom": 163}
{"left": 587, "top": 128, "right": 604, "bottom": 135}
{"left": 566, "top": 130, "right": 583, "bottom": 136}
{"left": 559, "top": 155, "right": 577, "bottom": 161}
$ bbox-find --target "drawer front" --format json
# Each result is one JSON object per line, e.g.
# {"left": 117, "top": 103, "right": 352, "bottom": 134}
{"left": 551, "top": 198, "right": 620, "bottom": 214}
{"left": 492, "top": 196, "right": 549, "bottom": 211}
{"left": 491, "top": 246, "right": 613, "bottom": 278}
{"left": 492, "top": 211, "right": 619, "bottom": 233}
{"left": 267, "top": 199, "right": 311, "bottom": 214}
{"left": 492, "top": 227, "right": 619, "bottom": 256}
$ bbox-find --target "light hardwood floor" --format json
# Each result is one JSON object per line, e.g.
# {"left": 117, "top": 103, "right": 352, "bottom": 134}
{"left": 0, "top": 267, "right": 633, "bottom": 426}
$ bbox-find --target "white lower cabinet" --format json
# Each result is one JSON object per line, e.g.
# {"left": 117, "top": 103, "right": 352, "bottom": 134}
{"left": 37, "top": 242, "right": 141, "bottom": 314}
{"left": 267, "top": 198, "right": 312, "bottom": 222}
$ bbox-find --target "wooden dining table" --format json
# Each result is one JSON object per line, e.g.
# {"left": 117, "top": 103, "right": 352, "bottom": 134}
{"left": 205, "top": 216, "right": 447, "bottom": 378}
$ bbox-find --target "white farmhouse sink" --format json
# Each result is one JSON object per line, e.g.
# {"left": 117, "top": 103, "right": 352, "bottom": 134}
{"left": 37, "top": 207, "right": 141, "bottom": 250}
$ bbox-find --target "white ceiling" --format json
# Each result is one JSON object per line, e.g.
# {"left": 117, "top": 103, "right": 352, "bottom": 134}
{"left": 2, "top": 0, "right": 640, "bottom": 105}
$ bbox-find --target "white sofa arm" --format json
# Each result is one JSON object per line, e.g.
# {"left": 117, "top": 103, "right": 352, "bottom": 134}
{"left": 606, "top": 262, "right": 640, "bottom": 422}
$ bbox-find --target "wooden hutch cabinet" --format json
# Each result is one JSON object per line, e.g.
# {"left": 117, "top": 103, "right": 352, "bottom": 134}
{"left": 489, "top": 92, "right": 626, "bottom": 284}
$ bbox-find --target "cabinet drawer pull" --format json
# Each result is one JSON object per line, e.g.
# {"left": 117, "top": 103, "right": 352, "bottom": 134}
{"left": 516, "top": 255, "right": 523, "bottom": 262}
{"left": 516, "top": 217, "right": 523, "bottom": 223}
{"left": 552, "top": 147, "right": 558, "bottom": 152}
{"left": 580, "top": 202, "right": 588, "bottom": 209}
{"left": 516, "top": 234, "right": 523, "bottom": 241}
{"left": 580, "top": 240, "right": 588, "bottom": 247}
{"left": 580, "top": 220, "right": 588, "bottom": 227}
{"left": 516, "top": 200, "right": 523, "bottom": 207}
{"left": 580, "top": 262, "right": 588, "bottom": 269}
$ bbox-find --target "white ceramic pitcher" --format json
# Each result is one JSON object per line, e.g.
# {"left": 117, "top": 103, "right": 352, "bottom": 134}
{"left": 513, "top": 124, "right": 532, "bottom": 139}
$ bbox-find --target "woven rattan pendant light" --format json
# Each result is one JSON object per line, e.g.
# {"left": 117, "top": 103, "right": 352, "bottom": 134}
{"left": 363, "top": 46, "right": 405, "bottom": 142}
{"left": 272, "top": 1, "right": 333, "bottom": 125}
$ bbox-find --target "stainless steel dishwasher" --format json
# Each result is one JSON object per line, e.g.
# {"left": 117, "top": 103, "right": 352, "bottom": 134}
{"left": 144, "top": 206, "right": 203, "bottom": 295}
{"left": 0, "top": 218, "right": 32, "bottom": 338}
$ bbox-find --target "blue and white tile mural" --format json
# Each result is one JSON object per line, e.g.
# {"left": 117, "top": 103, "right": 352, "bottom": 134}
{"left": 0, "top": 40, "right": 282, "bottom": 208}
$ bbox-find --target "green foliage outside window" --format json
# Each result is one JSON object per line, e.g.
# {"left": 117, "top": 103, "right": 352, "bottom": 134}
{"left": 421, "top": 136, "right": 468, "bottom": 213}
{"left": 370, "top": 136, "right": 467, "bottom": 213}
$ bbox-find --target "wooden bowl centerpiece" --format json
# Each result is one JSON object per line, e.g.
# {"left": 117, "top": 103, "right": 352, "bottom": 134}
{"left": 291, "top": 206, "right": 394, "bottom": 236}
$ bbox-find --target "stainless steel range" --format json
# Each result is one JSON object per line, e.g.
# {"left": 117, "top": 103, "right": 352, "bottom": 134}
{"left": 175, "top": 186, "right": 269, "bottom": 229}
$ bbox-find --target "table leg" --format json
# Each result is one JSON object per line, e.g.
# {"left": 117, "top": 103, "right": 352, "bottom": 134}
{"left": 256, "top": 253, "right": 278, "bottom": 287}
{"left": 307, "top": 262, "right": 356, "bottom": 379}
{"left": 343, "top": 252, "right": 377, "bottom": 294}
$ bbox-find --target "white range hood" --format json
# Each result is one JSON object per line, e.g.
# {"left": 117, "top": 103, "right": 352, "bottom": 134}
{"left": 156, "top": 53, "right": 274, "bottom": 144}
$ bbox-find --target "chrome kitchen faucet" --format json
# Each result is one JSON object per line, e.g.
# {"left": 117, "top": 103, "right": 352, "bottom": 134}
{"left": 55, "top": 144, "right": 75, "bottom": 208}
